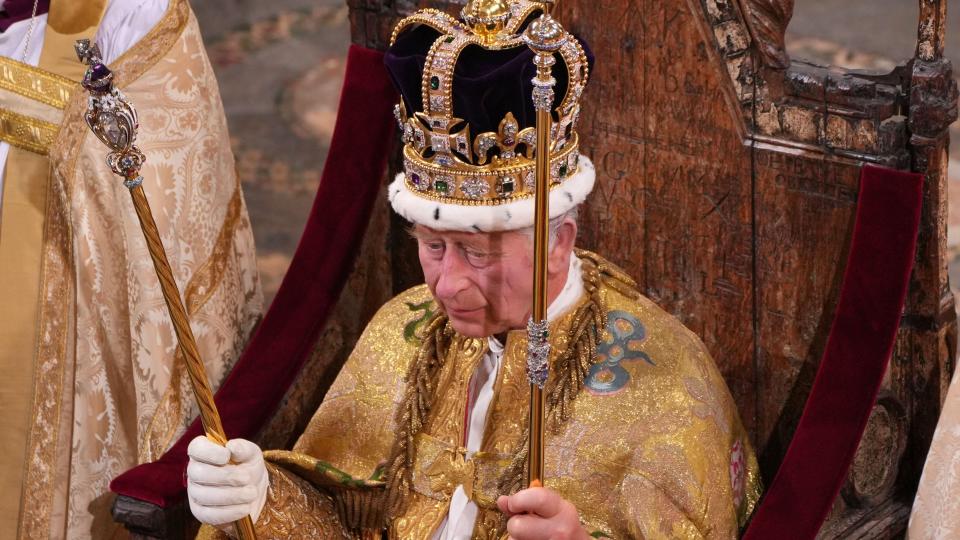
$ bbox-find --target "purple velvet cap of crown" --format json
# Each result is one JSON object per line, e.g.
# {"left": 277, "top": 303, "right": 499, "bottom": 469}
{"left": 383, "top": 19, "right": 594, "bottom": 137}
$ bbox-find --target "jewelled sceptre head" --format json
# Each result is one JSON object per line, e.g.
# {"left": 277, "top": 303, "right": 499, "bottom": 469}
{"left": 74, "top": 39, "right": 145, "bottom": 188}
{"left": 74, "top": 39, "right": 258, "bottom": 540}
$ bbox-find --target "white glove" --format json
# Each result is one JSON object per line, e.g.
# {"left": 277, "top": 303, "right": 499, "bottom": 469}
{"left": 186, "top": 436, "right": 269, "bottom": 528}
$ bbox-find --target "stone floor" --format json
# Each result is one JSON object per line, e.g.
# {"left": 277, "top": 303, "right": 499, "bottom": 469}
{"left": 194, "top": 0, "right": 349, "bottom": 303}
{"left": 191, "top": 1, "right": 960, "bottom": 303}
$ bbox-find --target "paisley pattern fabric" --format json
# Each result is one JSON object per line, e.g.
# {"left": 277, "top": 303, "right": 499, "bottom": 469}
{"left": 909, "top": 365, "right": 960, "bottom": 539}
{"left": 12, "top": 1, "right": 262, "bottom": 538}
{"left": 223, "top": 255, "right": 760, "bottom": 539}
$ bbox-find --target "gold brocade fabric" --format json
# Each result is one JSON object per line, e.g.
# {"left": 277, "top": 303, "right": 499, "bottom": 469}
{"left": 0, "top": 56, "right": 75, "bottom": 109}
{"left": 0, "top": 3, "right": 105, "bottom": 539}
{"left": 244, "top": 255, "right": 761, "bottom": 539}
{"left": 0, "top": 0, "right": 263, "bottom": 538}
{"left": 0, "top": 105, "right": 61, "bottom": 154}
{"left": 0, "top": 133, "right": 56, "bottom": 540}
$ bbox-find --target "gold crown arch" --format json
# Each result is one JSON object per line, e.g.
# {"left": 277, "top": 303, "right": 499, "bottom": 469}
{"left": 390, "top": 1, "right": 590, "bottom": 205}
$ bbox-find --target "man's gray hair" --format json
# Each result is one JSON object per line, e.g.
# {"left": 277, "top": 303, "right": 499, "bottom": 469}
{"left": 520, "top": 205, "right": 580, "bottom": 248}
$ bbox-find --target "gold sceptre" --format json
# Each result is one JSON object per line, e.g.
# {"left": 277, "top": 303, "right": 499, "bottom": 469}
{"left": 74, "top": 39, "right": 258, "bottom": 540}
{"left": 521, "top": 14, "right": 566, "bottom": 489}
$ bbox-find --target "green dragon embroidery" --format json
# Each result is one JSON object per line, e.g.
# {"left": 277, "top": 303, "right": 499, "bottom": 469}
{"left": 403, "top": 299, "right": 436, "bottom": 344}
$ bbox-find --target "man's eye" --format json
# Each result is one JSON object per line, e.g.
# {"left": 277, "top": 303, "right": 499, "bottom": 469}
{"left": 464, "top": 250, "right": 491, "bottom": 266}
{"left": 425, "top": 242, "right": 444, "bottom": 253}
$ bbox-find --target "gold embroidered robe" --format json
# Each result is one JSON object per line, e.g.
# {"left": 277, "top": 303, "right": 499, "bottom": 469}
{"left": 0, "top": 1, "right": 262, "bottom": 538}
{"left": 206, "top": 254, "right": 760, "bottom": 539}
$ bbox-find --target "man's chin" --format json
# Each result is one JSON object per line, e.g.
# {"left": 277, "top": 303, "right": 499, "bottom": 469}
{"left": 446, "top": 316, "right": 492, "bottom": 338}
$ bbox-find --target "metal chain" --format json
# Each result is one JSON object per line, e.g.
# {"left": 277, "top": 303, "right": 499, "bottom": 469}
{"left": 18, "top": 0, "right": 41, "bottom": 64}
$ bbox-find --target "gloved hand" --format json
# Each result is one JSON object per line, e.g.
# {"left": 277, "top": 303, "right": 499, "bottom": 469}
{"left": 186, "top": 436, "right": 269, "bottom": 528}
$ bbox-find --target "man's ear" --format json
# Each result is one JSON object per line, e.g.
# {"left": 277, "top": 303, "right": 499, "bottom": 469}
{"left": 548, "top": 218, "right": 578, "bottom": 275}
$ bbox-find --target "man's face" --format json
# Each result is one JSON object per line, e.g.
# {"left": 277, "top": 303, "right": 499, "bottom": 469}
{"left": 414, "top": 225, "right": 540, "bottom": 337}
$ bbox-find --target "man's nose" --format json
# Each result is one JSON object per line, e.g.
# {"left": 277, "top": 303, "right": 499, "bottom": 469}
{"left": 434, "top": 249, "right": 471, "bottom": 300}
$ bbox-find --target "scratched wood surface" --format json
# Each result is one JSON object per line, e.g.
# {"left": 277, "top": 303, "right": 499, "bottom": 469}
{"left": 339, "top": 0, "right": 958, "bottom": 536}
{"left": 561, "top": 0, "right": 761, "bottom": 443}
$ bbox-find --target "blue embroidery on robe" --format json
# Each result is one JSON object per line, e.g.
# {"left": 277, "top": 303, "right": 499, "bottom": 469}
{"left": 586, "top": 310, "right": 654, "bottom": 395}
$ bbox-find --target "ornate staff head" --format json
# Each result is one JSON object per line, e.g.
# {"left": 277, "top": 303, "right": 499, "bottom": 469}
{"left": 384, "top": 0, "right": 593, "bottom": 234}
{"left": 75, "top": 38, "right": 145, "bottom": 189}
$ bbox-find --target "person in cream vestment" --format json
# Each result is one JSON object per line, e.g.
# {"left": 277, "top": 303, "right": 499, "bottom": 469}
{"left": 0, "top": 0, "right": 262, "bottom": 537}
{"left": 909, "top": 365, "right": 960, "bottom": 539}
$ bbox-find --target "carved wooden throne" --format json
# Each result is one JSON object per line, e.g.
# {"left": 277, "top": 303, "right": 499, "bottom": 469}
{"left": 540, "top": 0, "right": 957, "bottom": 537}
{"left": 346, "top": 0, "right": 958, "bottom": 535}
{"left": 110, "top": 0, "right": 957, "bottom": 538}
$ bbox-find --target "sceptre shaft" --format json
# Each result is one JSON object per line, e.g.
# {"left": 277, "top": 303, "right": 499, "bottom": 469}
{"left": 522, "top": 14, "right": 566, "bottom": 488}
{"left": 74, "top": 39, "right": 257, "bottom": 540}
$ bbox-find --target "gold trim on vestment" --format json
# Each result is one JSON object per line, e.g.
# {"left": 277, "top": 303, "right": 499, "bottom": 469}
{"left": 14, "top": 0, "right": 104, "bottom": 538}
{"left": 0, "top": 84, "right": 69, "bottom": 124}
{"left": 0, "top": 148, "right": 53, "bottom": 540}
{"left": 0, "top": 108, "right": 60, "bottom": 154}
{"left": 12, "top": 142, "right": 75, "bottom": 540}
{"left": 0, "top": 57, "right": 75, "bottom": 109}
{"left": 112, "top": 0, "right": 190, "bottom": 89}
{"left": 184, "top": 180, "right": 247, "bottom": 314}
{"left": 15, "top": 166, "right": 74, "bottom": 540}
